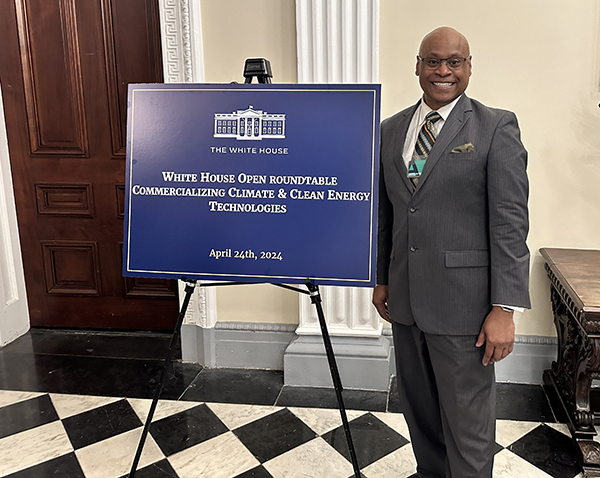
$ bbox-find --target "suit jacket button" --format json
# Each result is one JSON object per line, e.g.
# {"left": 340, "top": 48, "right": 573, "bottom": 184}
{"left": 410, "top": 246, "right": 417, "bottom": 252}
{"left": 409, "top": 207, "right": 417, "bottom": 213}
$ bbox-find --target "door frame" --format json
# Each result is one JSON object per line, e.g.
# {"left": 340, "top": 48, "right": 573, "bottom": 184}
{"left": 0, "top": 83, "right": 29, "bottom": 346}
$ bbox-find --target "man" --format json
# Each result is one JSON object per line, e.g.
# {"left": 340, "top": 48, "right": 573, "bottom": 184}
{"left": 373, "top": 27, "right": 530, "bottom": 478}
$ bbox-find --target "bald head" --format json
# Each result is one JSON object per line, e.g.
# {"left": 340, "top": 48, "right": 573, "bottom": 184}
{"left": 415, "top": 27, "right": 472, "bottom": 110}
{"left": 419, "top": 27, "right": 470, "bottom": 58}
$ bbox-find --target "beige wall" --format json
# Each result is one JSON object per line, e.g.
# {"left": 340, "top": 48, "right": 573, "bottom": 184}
{"left": 380, "top": 0, "right": 600, "bottom": 336}
{"left": 201, "top": 0, "right": 299, "bottom": 324}
{"left": 201, "top": 0, "right": 600, "bottom": 334}
{"left": 201, "top": 0, "right": 298, "bottom": 84}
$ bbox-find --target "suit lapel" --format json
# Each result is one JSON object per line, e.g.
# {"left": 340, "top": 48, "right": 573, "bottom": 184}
{"left": 391, "top": 102, "right": 419, "bottom": 193}
{"left": 414, "top": 95, "right": 473, "bottom": 192}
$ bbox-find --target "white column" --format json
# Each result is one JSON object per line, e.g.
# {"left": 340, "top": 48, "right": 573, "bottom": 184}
{"left": 297, "top": 286, "right": 381, "bottom": 336}
{"left": 295, "top": 0, "right": 380, "bottom": 337}
{"left": 158, "top": 0, "right": 216, "bottom": 329}
{"left": 295, "top": 0, "right": 379, "bottom": 84}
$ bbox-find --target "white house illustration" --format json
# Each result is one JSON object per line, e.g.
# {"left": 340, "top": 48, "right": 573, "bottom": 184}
{"left": 214, "top": 105, "right": 286, "bottom": 140}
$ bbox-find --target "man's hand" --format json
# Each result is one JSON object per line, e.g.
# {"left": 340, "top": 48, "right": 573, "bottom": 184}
{"left": 372, "top": 285, "right": 391, "bottom": 323}
{"left": 476, "top": 306, "right": 515, "bottom": 366}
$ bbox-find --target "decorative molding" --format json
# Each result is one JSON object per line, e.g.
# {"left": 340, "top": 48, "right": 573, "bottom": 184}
{"left": 158, "top": 0, "right": 204, "bottom": 83}
{"left": 158, "top": 1, "right": 212, "bottom": 329}
{"left": 35, "top": 184, "right": 93, "bottom": 217}
{"left": 41, "top": 241, "right": 101, "bottom": 296}
{"left": 180, "top": 282, "right": 217, "bottom": 328}
{"left": 382, "top": 328, "right": 557, "bottom": 345}
{"left": 515, "top": 334, "right": 557, "bottom": 346}
{"left": 159, "top": 0, "right": 186, "bottom": 82}
{"left": 545, "top": 262, "right": 600, "bottom": 331}
{"left": 297, "top": 286, "right": 382, "bottom": 336}
{"left": 216, "top": 322, "right": 298, "bottom": 333}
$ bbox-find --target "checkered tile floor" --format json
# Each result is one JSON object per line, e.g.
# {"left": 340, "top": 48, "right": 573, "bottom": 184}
{"left": 0, "top": 329, "right": 587, "bottom": 477}
{"left": 0, "top": 390, "right": 585, "bottom": 478}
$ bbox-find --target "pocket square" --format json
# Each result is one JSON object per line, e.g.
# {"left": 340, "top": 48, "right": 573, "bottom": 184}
{"left": 450, "top": 142, "right": 474, "bottom": 153}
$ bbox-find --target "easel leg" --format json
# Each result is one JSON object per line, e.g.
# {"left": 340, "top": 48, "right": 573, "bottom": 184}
{"left": 128, "top": 280, "right": 197, "bottom": 478}
{"left": 305, "top": 281, "right": 361, "bottom": 478}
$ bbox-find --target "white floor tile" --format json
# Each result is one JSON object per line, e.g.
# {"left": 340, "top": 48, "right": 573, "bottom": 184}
{"left": 0, "top": 389, "right": 44, "bottom": 409}
{"left": 168, "top": 431, "right": 259, "bottom": 478}
{"left": 493, "top": 449, "right": 553, "bottom": 477}
{"left": 206, "top": 402, "right": 281, "bottom": 430}
{"left": 128, "top": 398, "right": 201, "bottom": 423}
{"left": 264, "top": 437, "right": 354, "bottom": 478}
{"left": 0, "top": 421, "right": 73, "bottom": 476}
{"left": 75, "top": 427, "right": 164, "bottom": 478}
{"left": 50, "top": 393, "right": 121, "bottom": 419}
{"left": 496, "top": 420, "right": 541, "bottom": 447}
{"left": 546, "top": 422, "right": 571, "bottom": 437}
{"left": 362, "top": 444, "right": 417, "bottom": 478}
{"left": 288, "top": 406, "right": 366, "bottom": 435}
{"left": 372, "top": 412, "right": 411, "bottom": 441}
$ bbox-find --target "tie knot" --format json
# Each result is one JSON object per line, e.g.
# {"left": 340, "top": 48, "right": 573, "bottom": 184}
{"left": 425, "top": 111, "right": 442, "bottom": 124}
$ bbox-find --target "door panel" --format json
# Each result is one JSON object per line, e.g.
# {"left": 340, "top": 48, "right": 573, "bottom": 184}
{"left": 0, "top": 0, "right": 178, "bottom": 330}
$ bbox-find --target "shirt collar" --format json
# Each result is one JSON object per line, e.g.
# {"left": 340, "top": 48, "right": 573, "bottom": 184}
{"left": 416, "top": 94, "right": 462, "bottom": 125}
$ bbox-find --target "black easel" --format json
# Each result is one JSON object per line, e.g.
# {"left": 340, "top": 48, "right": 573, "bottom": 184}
{"left": 128, "top": 59, "right": 361, "bottom": 477}
{"left": 128, "top": 280, "right": 360, "bottom": 478}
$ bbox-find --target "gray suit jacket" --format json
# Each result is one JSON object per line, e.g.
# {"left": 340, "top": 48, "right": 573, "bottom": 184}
{"left": 377, "top": 94, "right": 530, "bottom": 335}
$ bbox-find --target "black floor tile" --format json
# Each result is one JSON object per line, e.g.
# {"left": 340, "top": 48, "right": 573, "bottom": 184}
{"left": 0, "top": 350, "right": 45, "bottom": 392}
{"left": 0, "top": 351, "right": 201, "bottom": 399}
{"left": 9, "top": 328, "right": 178, "bottom": 361}
{"left": 4, "top": 452, "right": 85, "bottom": 478}
{"left": 150, "top": 403, "right": 228, "bottom": 456}
{"left": 322, "top": 413, "right": 409, "bottom": 469}
{"left": 233, "top": 408, "right": 317, "bottom": 463}
{"left": 62, "top": 399, "right": 142, "bottom": 449}
{"left": 496, "top": 383, "right": 556, "bottom": 422}
{"left": 181, "top": 368, "right": 283, "bottom": 405}
{"left": 155, "top": 361, "right": 204, "bottom": 401}
{"left": 494, "top": 441, "right": 504, "bottom": 454}
{"left": 121, "top": 459, "right": 179, "bottom": 478}
{"left": 276, "top": 386, "right": 388, "bottom": 412}
{"left": 509, "top": 424, "right": 581, "bottom": 478}
{"left": 0, "top": 394, "right": 58, "bottom": 439}
{"left": 233, "top": 465, "right": 275, "bottom": 478}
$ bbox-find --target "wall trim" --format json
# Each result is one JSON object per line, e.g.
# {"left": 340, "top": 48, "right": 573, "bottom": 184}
{"left": 384, "top": 327, "right": 557, "bottom": 345}
{"left": 215, "top": 322, "right": 297, "bottom": 333}
{"left": 181, "top": 322, "right": 296, "bottom": 370}
{"left": 384, "top": 330, "right": 557, "bottom": 385}
{"left": 182, "top": 320, "right": 558, "bottom": 387}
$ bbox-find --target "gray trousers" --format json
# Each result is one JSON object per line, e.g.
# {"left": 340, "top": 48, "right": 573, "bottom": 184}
{"left": 392, "top": 322, "right": 496, "bottom": 478}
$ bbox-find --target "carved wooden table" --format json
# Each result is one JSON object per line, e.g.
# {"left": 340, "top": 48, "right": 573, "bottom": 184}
{"left": 541, "top": 248, "right": 600, "bottom": 476}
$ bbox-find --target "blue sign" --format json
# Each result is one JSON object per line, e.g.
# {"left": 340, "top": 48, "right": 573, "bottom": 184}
{"left": 123, "top": 83, "right": 380, "bottom": 287}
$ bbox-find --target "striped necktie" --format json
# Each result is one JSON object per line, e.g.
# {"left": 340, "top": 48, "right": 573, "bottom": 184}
{"left": 410, "top": 111, "right": 442, "bottom": 187}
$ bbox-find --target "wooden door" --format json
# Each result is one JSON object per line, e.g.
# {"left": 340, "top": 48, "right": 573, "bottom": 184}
{"left": 0, "top": 0, "right": 179, "bottom": 330}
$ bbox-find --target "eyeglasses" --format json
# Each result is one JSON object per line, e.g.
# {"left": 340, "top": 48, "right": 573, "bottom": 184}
{"left": 418, "top": 56, "right": 469, "bottom": 70}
